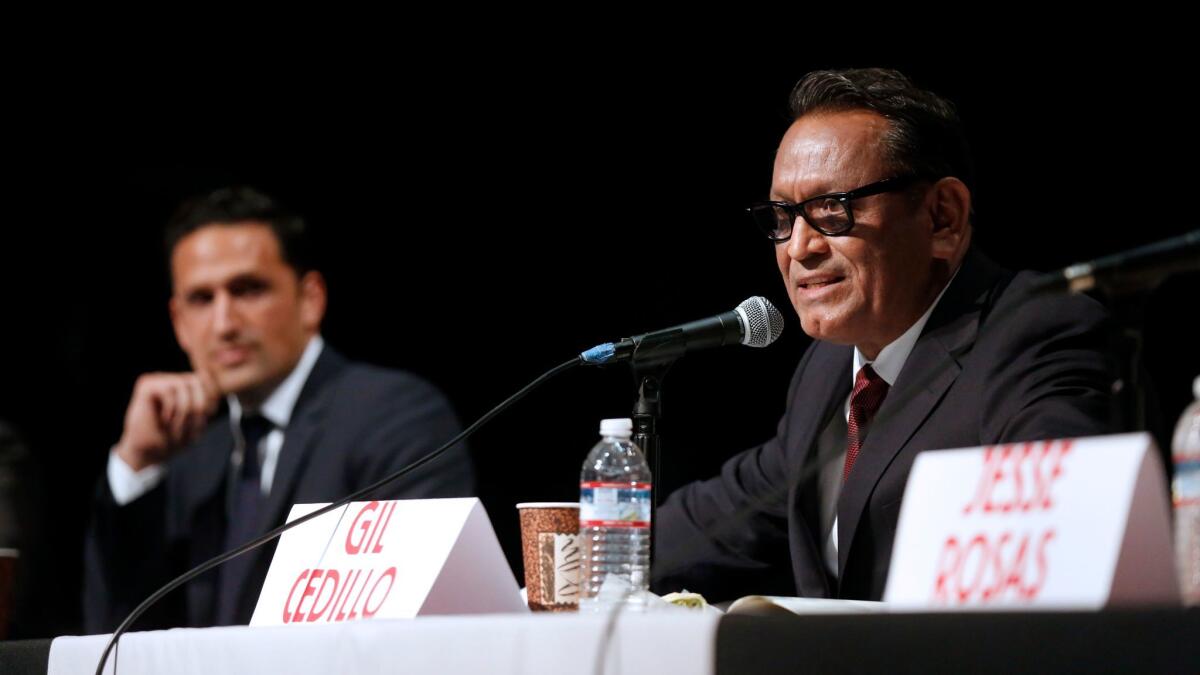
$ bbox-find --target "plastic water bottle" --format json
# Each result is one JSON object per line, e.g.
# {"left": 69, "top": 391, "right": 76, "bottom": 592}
{"left": 1174, "top": 376, "right": 1200, "bottom": 605}
{"left": 579, "top": 418, "right": 652, "bottom": 613}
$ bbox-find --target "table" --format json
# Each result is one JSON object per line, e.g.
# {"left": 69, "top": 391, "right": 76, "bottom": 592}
{"left": 3, "top": 608, "right": 1197, "bottom": 674}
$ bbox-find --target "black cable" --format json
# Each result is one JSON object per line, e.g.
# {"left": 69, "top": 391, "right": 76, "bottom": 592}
{"left": 95, "top": 355, "right": 583, "bottom": 675}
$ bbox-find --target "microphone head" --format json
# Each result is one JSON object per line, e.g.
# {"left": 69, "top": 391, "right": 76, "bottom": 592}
{"left": 734, "top": 296, "right": 784, "bottom": 348}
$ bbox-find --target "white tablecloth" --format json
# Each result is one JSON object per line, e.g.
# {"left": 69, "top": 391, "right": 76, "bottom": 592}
{"left": 49, "top": 611, "right": 719, "bottom": 675}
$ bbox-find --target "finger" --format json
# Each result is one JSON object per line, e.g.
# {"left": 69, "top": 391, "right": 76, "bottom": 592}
{"left": 149, "top": 376, "right": 178, "bottom": 432}
{"left": 183, "top": 375, "right": 208, "bottom": 416}
{"left": 194, "top": 370, "right": 222, "bottom": 415}
{"left": 167, "top": 376, "right": 194, "bottom": 446}
{"left": 184, "top": 376, "right": 214, "bottom": 439}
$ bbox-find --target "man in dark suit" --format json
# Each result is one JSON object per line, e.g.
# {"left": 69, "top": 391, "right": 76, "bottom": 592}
{"left": 652, "top": 69, "right": 1114, "bottom": 602}
{"left": 83, "top": 187, "right": 474, "bottom": 631}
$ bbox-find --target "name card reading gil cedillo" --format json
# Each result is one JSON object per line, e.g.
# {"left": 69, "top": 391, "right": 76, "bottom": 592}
{"left": 250, "top": 498, "right": 526, "bottom": 626}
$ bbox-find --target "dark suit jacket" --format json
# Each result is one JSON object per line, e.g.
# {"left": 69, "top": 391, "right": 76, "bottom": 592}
{"left": 83, "top": 346, "right": 475, "bottom": 632}
{"left": 652, "top": 249, "right": 1116, "bottom": 602}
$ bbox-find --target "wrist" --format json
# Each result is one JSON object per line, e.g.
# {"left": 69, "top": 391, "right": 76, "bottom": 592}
{"left": 114, "top": 439, "right": 161, "bottom": 472}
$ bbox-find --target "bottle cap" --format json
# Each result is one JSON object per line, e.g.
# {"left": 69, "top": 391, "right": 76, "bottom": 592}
{"left": 599, "top": 418, "right": 633, "bottom": 438}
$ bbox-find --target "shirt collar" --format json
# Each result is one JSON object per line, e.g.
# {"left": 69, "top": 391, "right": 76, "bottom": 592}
{"left": 852, "top": 266, "right": 960, "bottom": 387}
{"left": 228, "top": 335, "right": 325, "bottom": 430}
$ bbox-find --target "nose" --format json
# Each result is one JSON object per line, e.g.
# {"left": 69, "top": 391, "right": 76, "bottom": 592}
{"left": 211, "top": 290, "right": 242, "bottom": 339}
{"left": 784, "top": 215, "right": 829, "bottom": 262}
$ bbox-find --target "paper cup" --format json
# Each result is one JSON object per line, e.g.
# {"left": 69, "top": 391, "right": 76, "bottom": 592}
{"left": 516, "top": 503, "right": 580, "bottom": 611}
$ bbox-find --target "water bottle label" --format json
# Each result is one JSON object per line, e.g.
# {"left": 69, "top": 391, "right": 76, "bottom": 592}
{"left": 580, "top": 481, "right": 652, "bottom": 528}
{"left": 1173, "top": 460, "right": 1200, "bottom": 507}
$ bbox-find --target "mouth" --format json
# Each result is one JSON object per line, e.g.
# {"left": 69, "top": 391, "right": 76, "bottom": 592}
{"left": 796, "top": 274, "right": 845, "bottom": 291}
{"left": 793, "top": 274, "right": 846, "bottom": 302}
{"left": 798, "top": 277, "right": 843, "bottom": 290}
{"left": 213, "top": 345, "right": 254, "bottom": 367}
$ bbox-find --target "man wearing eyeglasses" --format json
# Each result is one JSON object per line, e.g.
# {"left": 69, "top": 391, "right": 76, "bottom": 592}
{"left": 652, "top": 68, "right": 1115, "bottom": 602}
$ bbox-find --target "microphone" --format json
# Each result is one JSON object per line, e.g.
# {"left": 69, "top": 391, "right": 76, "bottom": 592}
{"left": 1032, "top": 230, "right": 1199, "bottom": 297}
{"left": 581, "top": 296, "right": 785, "bottom": 367}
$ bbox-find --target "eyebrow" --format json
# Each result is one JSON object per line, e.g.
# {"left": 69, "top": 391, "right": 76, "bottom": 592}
{"left": 178, "top": 271, "right": 272, "bottom": 294}
{"left": 768, "top": 186, "right": 833, "bottom": 203}
{"left": 226, "top": 272, "right": 270, "bottom": 286}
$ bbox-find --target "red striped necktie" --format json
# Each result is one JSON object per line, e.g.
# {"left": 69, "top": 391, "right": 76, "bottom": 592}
{"left": 843, "top": 364, "right": 889, "bottom": 482}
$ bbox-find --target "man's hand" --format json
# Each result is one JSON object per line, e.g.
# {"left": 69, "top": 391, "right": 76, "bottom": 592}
{"left": 114, "top": 371, "right": 221, "bottom": 471}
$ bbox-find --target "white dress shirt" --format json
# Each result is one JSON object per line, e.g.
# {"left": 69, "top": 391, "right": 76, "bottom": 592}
{"left": 107, "top": 336, "right": 325, "bottom": 505}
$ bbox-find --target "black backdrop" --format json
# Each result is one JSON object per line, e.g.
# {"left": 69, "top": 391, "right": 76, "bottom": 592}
{"left": 1, "top": 58, "right": 1196, "bottom": 637}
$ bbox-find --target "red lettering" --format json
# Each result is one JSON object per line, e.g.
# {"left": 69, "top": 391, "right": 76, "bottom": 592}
{"left": 1022, "top": 440, "right": 1071, "bottom": 512}
{"left": 981, "top": 533, "right": 1012, "bottom": 600}
{"left": 1028, "top": 444, "right": 1051, "bottom": 510}
{"left": 1003, "top": 534, "right": 1031, "bottom": 597}
{"left": 307, "top": 569, "right": 340, "bottom": 622}
{"left": 1011, "top": 444, "right": 1032, "bottom": 512}
{"left": 957, "top": 535, "right": 989, "bottom": 602}
{"left": 964, "top": 441, "right": 1074, "bottom": 515}
{"left": 932, "top": 536, "right": 960, "bottom": 602}
{"left": 995, "top": 445, "right": 1017, "bottom": 513}
{"left": 283, "top": 569, "right": 309, "bottom": 624}
{"left": 369, "top": 502, "right": 396, "bottom": 554}
{"left": 293, "top": 569, "right": 323, "bottom": 623}
{"left": 360, "top": 567, "right": 397, "bottom": 618}
{"left": 347, "top": 569, "right": 374, "bottom": 620}
{"left": 1042, "top": 441, "right": 1071, "bottom": 510}
{"left": 331, "top": 569, "right": 359, "bottom": 622}
{"left": 963, "top": 447, "right": 1002, "bottom": 515}
{"left": 1023, "top": 529, "right": 1055, "bottom": 599}
{"left": 930, "top": 529, "right": 1055, "bottom": 605}
{"left": 346, "top": 502, "right": 380, "bottom": 554}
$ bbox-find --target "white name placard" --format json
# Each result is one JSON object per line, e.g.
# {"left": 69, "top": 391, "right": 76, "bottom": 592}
{"left": 250, "top": 498, "right": 526, "bottom": 626}
{"left": 884, "top": 433, "right": 1178, "bottom": 609}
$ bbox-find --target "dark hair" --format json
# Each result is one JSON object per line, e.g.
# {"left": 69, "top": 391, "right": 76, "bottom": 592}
{"left": 788, "top": 68, "right": 975, "bottom": 197}
{"left": 164, "top": 186, "right": 315, "bottom": 276}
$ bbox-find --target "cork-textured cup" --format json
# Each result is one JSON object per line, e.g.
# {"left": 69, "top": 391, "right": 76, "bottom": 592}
{"left": 516, "top": 503, "right": 580, "bottom": 611}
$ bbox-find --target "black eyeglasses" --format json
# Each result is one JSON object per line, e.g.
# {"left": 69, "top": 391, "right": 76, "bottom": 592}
{"left": 747, "top": 174, "right": 924, "bottom": 240}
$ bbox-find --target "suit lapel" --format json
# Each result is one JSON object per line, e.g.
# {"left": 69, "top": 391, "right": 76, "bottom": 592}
{"left": 836, "top": 249, "right": 1006, "bottom": 579}
{"left": 180, "top": 416, "right": 235, "bottom": 627}
{"left": 789, "top": 341, "right": 853, "bottom": 597}
{"left": 187, "top": 413, "right": 236, "bottom": 517}
{"left": 256, "top": 347, "right": 347, "bottom": 535}
{"left": 225, "top": 348, "right": 350, "bottom": 623}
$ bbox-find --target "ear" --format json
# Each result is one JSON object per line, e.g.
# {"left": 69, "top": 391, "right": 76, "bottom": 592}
{"left": 927, "top": 177, "right": 972, "bottom": 261}
{"left": 298, "top": 270, "right": 327, "bottom": 332}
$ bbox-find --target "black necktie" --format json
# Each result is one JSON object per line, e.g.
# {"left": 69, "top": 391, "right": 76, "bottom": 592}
{"left": 216, "top": 414, "right": 273, "bottom": 625}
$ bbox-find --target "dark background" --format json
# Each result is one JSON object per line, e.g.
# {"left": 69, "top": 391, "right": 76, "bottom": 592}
{"left": 1, "top": 57, "right": 1196, "bottom": 637}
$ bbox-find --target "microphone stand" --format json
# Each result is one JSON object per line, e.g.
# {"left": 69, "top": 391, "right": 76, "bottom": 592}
{"left": 628, "top": 348, "right": 679, "bottom": 569}
{"left": 1098, "top": 286, "right": 1177, "bottom": 461}
{"left": 1107, "top": 292, "right": 1148, "bottom": 436}
{"left": 1033, "top": 232, "right": 1199, "bottom": 460}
